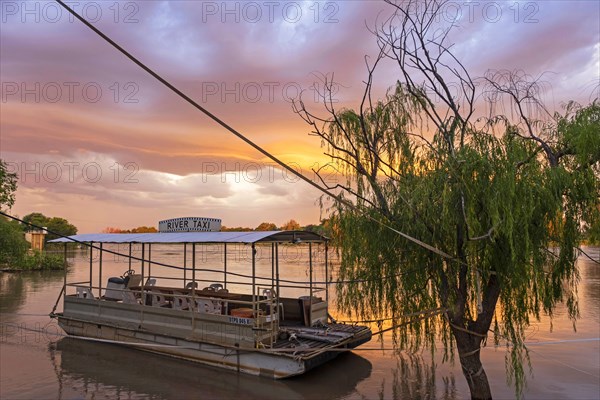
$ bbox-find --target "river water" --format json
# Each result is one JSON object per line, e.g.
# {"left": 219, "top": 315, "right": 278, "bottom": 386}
{"left": 1, "top": 246, "right": 598, "bottom": 399}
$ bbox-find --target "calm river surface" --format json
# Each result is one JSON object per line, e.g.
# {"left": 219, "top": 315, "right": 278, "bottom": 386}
{"left": 1, "top": 246, "right": 598, "bottom": 400}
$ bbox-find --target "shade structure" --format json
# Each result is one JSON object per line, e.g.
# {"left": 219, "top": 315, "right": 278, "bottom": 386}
{"left": 49, "top": 230, "right": 327, "bottom": 244}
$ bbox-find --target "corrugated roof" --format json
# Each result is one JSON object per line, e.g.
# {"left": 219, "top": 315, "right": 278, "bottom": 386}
{"left": 48, "top": 231, "right": 327, "bottom": 244}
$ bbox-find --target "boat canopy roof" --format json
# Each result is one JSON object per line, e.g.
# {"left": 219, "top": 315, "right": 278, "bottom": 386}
{"left": 49, "top": 230, "right": 328, "bottom": 244}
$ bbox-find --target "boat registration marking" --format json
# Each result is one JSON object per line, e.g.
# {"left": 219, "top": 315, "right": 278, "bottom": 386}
{"left": 228, "top": 316, "right": 252, "bottom": 325}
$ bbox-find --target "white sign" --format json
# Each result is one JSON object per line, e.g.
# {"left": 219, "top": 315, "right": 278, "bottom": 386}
{"left": 228, "top": 316, "right": 253, "bottom": 325}
{"left": 158, "top": 217, "right": 221, "bottom": 233}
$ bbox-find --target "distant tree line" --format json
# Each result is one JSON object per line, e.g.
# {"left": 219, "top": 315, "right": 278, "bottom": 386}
{"left": 100, "top": 219, "right": 335, "bottom": 235}
{"left": 22, "top": 212, "right": 78, "bottom": 241}
{"left": 221, "top": 218, "right": 334, "bottom": 236}
{"left": 102, "top": 226, "right": 158, "bottom": 233}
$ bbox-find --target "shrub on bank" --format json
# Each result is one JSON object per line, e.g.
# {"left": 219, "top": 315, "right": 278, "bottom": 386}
{"left": 0, "top": 217, "right": 29, "bottom": 267}
{"left": 0, "top": 217, "right": 67, "bottom": 271}
{"left": 18, "top": 250, "right": 66, "bottom": 271}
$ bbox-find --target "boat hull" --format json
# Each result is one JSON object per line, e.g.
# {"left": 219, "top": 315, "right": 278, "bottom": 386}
{"left": 58, "top": 315, "right": 310, "bottom": 378}
{"left": 56, "top": 295, "right": 371, "bottom": 378}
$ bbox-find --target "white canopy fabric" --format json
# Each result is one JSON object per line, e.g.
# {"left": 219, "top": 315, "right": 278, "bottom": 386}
{"left": 48, "top": 230, "right": 327, "bottom": 244}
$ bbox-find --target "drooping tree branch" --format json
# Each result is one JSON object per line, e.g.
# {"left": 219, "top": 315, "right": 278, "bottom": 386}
{"left": 294, "top": 2, "right": 598, "bottom": 399}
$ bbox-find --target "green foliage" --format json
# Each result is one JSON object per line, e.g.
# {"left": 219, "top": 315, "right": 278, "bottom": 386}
{"left": 129, "top": 226, "right": 158, "bottom": 233}
{"left": 585, "top": 223, "right": 600, "bottom": 245}
{"left": 22, "top": 212, "right": 49, "bottom": 230}
{"left": 46, "top": 217, "right": 78, "bottom": 241}
{"left": 0, "top": 216, "right": 66, "bottom": 270}
{"left": 221, "top": 226, "right": 253, "bottom": 232}
{"left": 0, "top": 216, "right": 29, "bottom": 267}
{"left": 18, "top": 250, "right": 66, "bottom": 271}
{"left": 557, "top": 101, "right": 600, "bottom": 170}
{"left": 22, "top": 212, "right": 78, "bottom": 241}
{"left": 302, "top": 223, "right": 329, "bottom": 236}
{"left": 0, "top": 159, "right": 18, "bottom": 211}
{"left": 556, "top": 102, "right": 600, "bottom": 245}
{"left": 296, "top": 2, "right": 597, "bottom": 397}
{"left": 321, "top": 88, "right": 599, "bottom": 396}
{"left": 103, "top": 225, "right": 158, "bottom": 233}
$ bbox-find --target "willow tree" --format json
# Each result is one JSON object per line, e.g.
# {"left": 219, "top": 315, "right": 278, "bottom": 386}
{"left": 294, "top": 1, "right": 600, "bottom": 399}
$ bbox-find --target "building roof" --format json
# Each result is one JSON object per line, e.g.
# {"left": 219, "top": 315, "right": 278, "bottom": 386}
{"left": 48, "top": 230, "right": 327, "bottom": 244}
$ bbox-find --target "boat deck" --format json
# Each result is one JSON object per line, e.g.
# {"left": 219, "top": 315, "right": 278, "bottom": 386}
{"left": 271, "top": 323, "right": 372, "bottom": 355}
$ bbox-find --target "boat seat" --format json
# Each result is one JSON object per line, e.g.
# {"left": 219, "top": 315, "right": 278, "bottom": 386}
{"left": 108, "top": 277, "right": 125, "bottom": 285}
{"left": 185, "top": 282, "right": 198, "bottom": 289}
{"left": 76, "top": 286, "right": 95, "bottom": 299}
{"left": 125, "top": 274, "right": 142, "bottom": 288}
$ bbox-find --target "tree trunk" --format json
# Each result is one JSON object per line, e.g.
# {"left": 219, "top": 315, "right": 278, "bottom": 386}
{"left": 458, "top": 346, "right": 492, "bottom": 399}
{"left": 453, "top": 329, "right": 493, "bottom": 400}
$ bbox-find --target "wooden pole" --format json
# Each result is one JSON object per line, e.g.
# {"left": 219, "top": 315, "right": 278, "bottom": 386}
{"left": 192, "top": 243, "right": 196, "bottom": 296}
{"left": 99, "top": 243, "right": 103, "bottom": 298}
{"left": 252, "top": 243, "right": 256, "bottom": 317}
{"left": 89, "top": 242, "right": 93, "bottom": 291}
{"left": 141, "top": 243, "right": 145, "bottom": 303}
{"left": 271, "top": 243, "right": 275, "bottom": 290}
{"left": 183, "top": 243, "right": 187, "bottom": 286}
{"left": 275, "top": 243, "right": 280, "bottom": 300}
{"left": 128, "top": 242, "right": 132, "bottom": 272}
{"left": 224, "top": 243, "right": 228, "bottom": 289}
{"left": 148, "top": 243, "right": 152, "bottom": 283}
{"left": 63, "top": 243, "right": 67, "bottom": 299}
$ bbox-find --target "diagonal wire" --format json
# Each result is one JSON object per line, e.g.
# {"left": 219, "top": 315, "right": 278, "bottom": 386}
{"left": 52, "top": 0, "right": 457, "bottom": 263}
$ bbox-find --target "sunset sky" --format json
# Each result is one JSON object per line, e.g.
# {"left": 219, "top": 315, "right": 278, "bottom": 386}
{"left": 1, "top": 0, "right": 598, "bottom": 233}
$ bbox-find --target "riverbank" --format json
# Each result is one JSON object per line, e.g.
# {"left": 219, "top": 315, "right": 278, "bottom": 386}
{"left": 0, "top": 250, "right": 67, "bottom": 272}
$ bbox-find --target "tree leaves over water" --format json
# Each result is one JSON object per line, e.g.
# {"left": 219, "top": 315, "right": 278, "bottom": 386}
{"left": 323, "top": 92, "right": 598, "bottom": 397}
{"left": 293, "top": 1, "right": 598, "bottom": 396}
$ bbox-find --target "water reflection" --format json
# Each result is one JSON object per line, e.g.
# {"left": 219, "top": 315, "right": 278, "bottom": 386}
{"left": 580, "top": 247, "right": 600, "bottom": 319}
{"left": 370, "top": 353, "right": 457, "bottom": 400}
{"left": 0, "top": 273, "right": 26, "bottom": 316}
{"left": 0, "top": 271, "right": 63, "bottom": 318}
{"left": 52, "top": 338, "right": 372, "bottom": 399}
{"left": 1, "top": 249, "right": 598, "bottom": 399}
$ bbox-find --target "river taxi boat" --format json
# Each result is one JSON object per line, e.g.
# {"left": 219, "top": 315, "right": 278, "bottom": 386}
{"left": 49, "top": 220, "right": 372, "bottom": 378}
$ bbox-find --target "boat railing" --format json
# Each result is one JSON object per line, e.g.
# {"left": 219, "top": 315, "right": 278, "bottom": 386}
{"left": 143, "top": 274, "right": 327, "bottom": 291}
{"left": 65, "top": 281, "right": 272, "bottom": 310}
{"left": 63, "top": 281, "right": 282, "bottom": 346}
